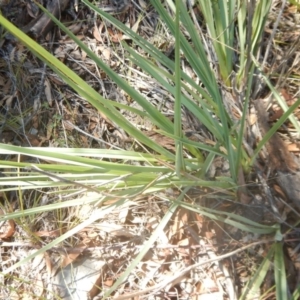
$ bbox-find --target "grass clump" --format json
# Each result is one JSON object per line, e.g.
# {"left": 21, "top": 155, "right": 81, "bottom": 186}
{"left": 0, "top": 0, "right": 299, "bottom": 299}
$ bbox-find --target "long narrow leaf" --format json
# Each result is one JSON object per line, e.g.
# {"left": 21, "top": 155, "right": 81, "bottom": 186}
{"left": 274, "top": 242, "right": 288, "bottom": 300}
{"left": 0, "top": 15, "right": 175, "bottom": 160}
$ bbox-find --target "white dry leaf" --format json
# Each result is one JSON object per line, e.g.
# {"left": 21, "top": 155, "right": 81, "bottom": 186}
{"left": 44, "top": 78, "right": 53, "bottom": 107}
{"left": 33, "top": 96, "right": 41, "bottom": 112}
{"left": 53, "top": 256, "right": 106, "bottom": 300}
{"left": 249, "top": 113, "right": 257, "bottom": 125}
{"left": 95, "top": 222, "right": 135, "bottom": 237}
{"left": 3, "top": 94, "right": 14, "bottom": 108}
{"left": 31, "top": 253, "right": 45, "bottom": 272}
{"left": 54, "top": 46, "right": 65, "bottom": 59}
{"left": 131, "top": 16, "right": 142, "bottom": 33}
{"left": 122, "top": 16, "right": 142, "bottom": 39}
{"left": 147, "top": 216, "right": 159, "bottom": 229}
{"left": 81, "top": 50, "right": 87, "bottom": 60}
{"left": 101, "top": 47, "right": 111, "bottom": 61}
{"left": 93, "top": 24, "right": 103, "bottom": 42}
{"left": 156, "top": 230, "right": 169, "bottom": 245}
{"left": 138, "top": 0, "right": 148, "bottom": 9}
{"left": 118, "top": 206, "right": 129, "bottom": 223}
{"left": 70, "top": 49, "right": 82, "bottom": 60}
{"left": 129, "top": 215, "right": 143, "bottom": 223}
{"left": 75, "top": 204, "right": 94, "bottom": 220}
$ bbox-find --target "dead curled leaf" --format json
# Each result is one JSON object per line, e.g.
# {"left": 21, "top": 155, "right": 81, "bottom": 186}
{"left": 93, "top": 24, "right": 104, "bottom": 42}
{"left": 0, "top": 209, "right": 15, "bottom": 239}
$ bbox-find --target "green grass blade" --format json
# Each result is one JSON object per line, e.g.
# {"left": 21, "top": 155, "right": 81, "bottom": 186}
{"left": 240, "top": 244, "right": 275, "bottom": 300}
{"left": 0, "top": 15, "right": 175, "bottom": 160}
{"left": 174, "top": 0, "right": 184, "bottom": 176}
{"left": 274, "top": 242, "right": 288, "bottom": 300}
{"left": 0, "top": 143, "right": 168, "bottom": 173}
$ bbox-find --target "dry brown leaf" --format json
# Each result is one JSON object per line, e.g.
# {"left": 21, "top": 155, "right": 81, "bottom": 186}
{"left": 273, "top": 184, "right": 288, "bottom": 204}
{"left": 93, "top": 24, "right": 104, "bottom": 42}
{"left": 280, "top": 88, "right": 293, "bottom": 101}
{"left": 81, "top": 50, "right": 87, "bottom": 60}
{"left": 70, "top": 49, "right": 82, "bottom": 60}
{"left": 131, "top": 17, "right": 141, "bottom": 34}
{"left": 108, "top": 28, "right": 123, "bottom": 43}
{"left": 288, "top": 4, "right": 298, "bottom": 13}
{"left": 34, "top": 229, "right": 63, "bottom": 237}
{"left": 0, "top": 209, "right": 15, "bottom": 239}
{"left": 104, "top": 279, "right": 114, "bottom": 287}
{"left": 80, "top": 135, "right": 89, "bottom": 147}
{"left": 288, "top": 143, "right": 300, "bottom": 152}
{"left": 4, "top": 94, "right": 14, "bottom": 108}
{"left": 205, "top": 230, "right": 216, "bottom": 240}
{"left": 98, "top": 45, "right": 111, "bottom": 61}
{"left": 54, "top": 46, "right": 66, "bottom": 59}
{"left": 0, "top": 219, "right": 15, "bottom": 239}
{"left": 178, "top": 238, "right": 190, "bottom": 246}
{"left": 249, "top": 113, "right": 257, "bottom": 125}
{"left": 269, "top": 107, "right": 284, "bottom": 121}
{"left": 26, "top": 1, "right": 39, "bottom": 18}
{"left": 44, "top": 251, "right": 53, "bottom": 278}
{"left": 88, "top": 264, "right": 107, "bottom": 298}
{"left": 88, "top": 121, "right": 97, "bottom": 131}
{"left": 147, "top": 216, "right": 159, "bottom": 230}
{"left": 26, "top": 132, "right": 42, "bottom": 146}
{"left": 170, "top": 208, "right": 189, "bottom": 240}
{"left": 270, "top": 89, "right": 298, "bottom": 121}
{"left": 138, "top": 0, "right": 147, "bottom": 9}
{"left": 32, "top": 253, "right": 44, "bottom": 270}
{"left": 62, "top": 119, "right": 74, "bottom": 131}
{"left": 145, "top": 131, "right": 175, "bottom": 152}
{"left": 67, "top": 22, "right": 82, "bottom": 35}
{"left": 44, "top": 78, "right": 53, "bottom": 106}
{"left": 102, "top": 48, "right": 111, "bottom": 61}
{"left": 60, "top": 241, "right": 91, "bottom": 268}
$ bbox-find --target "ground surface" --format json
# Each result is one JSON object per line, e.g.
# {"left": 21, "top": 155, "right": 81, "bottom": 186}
{"left": 1, "top": 0, "right": 300, "bottom": 299}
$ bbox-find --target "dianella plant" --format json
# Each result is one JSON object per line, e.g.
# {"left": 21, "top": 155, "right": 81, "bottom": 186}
{"left": 0, "top": 0, "right": 297, "bottom": 298}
